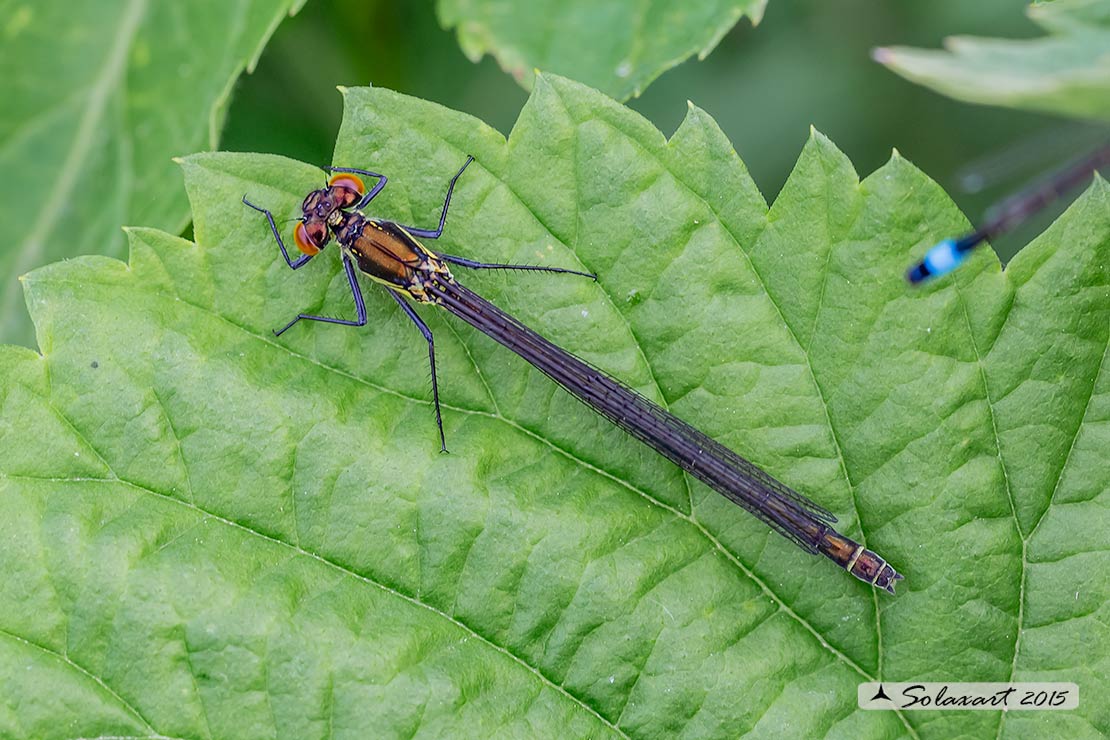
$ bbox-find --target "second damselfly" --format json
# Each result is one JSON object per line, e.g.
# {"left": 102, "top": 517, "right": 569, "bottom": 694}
{"left": 244, "top": 157, "right": 903, "bottom": 594}
{"left": 907, "top": 141, "right": 1110, "bottom": 283}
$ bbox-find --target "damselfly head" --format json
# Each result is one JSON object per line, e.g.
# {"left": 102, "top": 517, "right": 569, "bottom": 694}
{"left": 300, "top": 190, "right": 333, "bottom": 221}
{"left": 299, "top": 175, "right": 362, "bottom": 220}
{"left": 293, "top": 173, "right": 367, "bottom": 255}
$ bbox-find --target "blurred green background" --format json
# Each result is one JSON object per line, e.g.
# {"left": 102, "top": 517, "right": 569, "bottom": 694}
{"left": 222, "top": 0, "right": 1107, "bottom": 263}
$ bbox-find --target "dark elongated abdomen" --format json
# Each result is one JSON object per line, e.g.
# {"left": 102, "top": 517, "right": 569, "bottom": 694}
{"left": 424, "top": 279, "right": 902, "bottom": 592}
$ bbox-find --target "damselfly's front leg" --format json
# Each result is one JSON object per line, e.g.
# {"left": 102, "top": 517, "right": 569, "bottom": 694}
{"left": 243, "top": 196, "right": 313, "bottom": 269}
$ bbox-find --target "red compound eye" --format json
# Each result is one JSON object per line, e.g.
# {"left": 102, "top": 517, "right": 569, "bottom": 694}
{"left": 328, "top": 173, "right": 365, "bottom": 208}
{"left": 293, "top": 221, "right": 326, "bottom": 255}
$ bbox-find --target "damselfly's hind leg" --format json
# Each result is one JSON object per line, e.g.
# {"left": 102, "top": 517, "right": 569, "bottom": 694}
{"left": 388, "top": 291, "right": 449, "bottom": 453}
{"left": 274, "top": 253, "right": 367, "bottom": 336}
{"left": 439, "top": 254, "right": 597, "bottom": 281}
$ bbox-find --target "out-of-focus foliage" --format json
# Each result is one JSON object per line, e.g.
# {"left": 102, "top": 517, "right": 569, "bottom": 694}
{"left": 223, "top": 0, "right": 1073, "bottom": 269}
{"left": 437, "top": 0, "right": 767, "bottom": 100}
{"left": 877, "top": 0, "right": 1110, "bottom": 122}
{"left": 0, "top": 0, "right": 304, "bottom": 346}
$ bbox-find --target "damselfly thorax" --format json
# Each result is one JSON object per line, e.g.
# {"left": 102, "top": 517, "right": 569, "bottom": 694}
{"left": 332, "top": 212, "right": 454, "bottom": 303}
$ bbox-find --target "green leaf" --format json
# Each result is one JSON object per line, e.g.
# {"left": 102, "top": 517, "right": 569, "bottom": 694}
{"left": 2, "top": 75, "right": 1108, "bottom": 738}
{"left": 436, "top": 0, "right": 766, "bottom": 101}
{"left": 875, "top": 0, "right": 1110, "bottom": 121}
{"left": 0, "top": 0, "right": 305, "bottom": 347}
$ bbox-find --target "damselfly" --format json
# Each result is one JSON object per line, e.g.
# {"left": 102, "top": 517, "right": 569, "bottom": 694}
{"left": 244, "top": 158, "right": 903, "bottom": 593}
{"left": 907, "top": 142, "right": 1110, "bottom": 283}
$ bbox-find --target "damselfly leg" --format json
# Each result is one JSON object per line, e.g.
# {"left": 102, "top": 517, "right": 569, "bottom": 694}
{"left": 274, "top": 253, "right": 368, "bottom": 336}
{"left": 396, "top": 156, "right": 475, "bottom": 239}
{"left": 387, "top": 291, "right": 449, "bottom": 453}
{"left": 440, "top": 254, "right": 597, "bottom": 281}
{"left": 387, "top": 155, "right": 597, "bottom": 280}
{"left": 242, "top": 196, "right": 314, "bottom": 269}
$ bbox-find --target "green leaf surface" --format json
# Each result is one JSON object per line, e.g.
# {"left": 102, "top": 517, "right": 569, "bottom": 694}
{"left": 2, "top": 75, "right": 1108, "bottom": 738}
{"left": 436, "top": 0, "right": 766, "bottom": 101}
{"left": 0, "top": 0, "right": 304, "bottom": 347}
{"left": 875, "top": 0, "right": 1110, "bottom": 121}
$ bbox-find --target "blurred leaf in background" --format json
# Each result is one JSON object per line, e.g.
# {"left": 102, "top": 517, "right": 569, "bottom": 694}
{"left": 224, "top": 0, "right": 1079, "bottom": 268}
{"left": 1, "top": 77, "right": 1107, "bottom": 738}
{"left": 0, "top": 0, "right": 304, "bottom": 346}
{"left": 437, "top": 0, "right": 767, "bottom": 100}
{"left": 876, "top": 0, "right": 1110, "bottom": 122}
